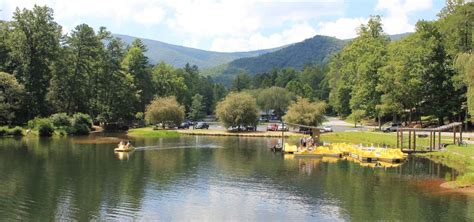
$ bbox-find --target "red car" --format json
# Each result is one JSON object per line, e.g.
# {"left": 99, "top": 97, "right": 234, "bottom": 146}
{"left": 267, "top": 124, "right": 278, "bottom": 131}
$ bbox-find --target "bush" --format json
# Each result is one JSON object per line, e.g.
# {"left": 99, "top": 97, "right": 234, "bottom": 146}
{"left": 28, "top": 117, "right": 41, "bottom": 129}
{"left": 36, "top": 118, "right": 54, "bottom": 137}
{"left": 0, "top": 127, "right": 7, "bottom": 136}
{"left": 72, "top": 124, "right": 90, "bottom": 135}
{"left": 70, "top": 113, "right": 92, "bottom": 135}
{"left": 7, "top": 126, "right": 23, "bottom": 136}
{"left": 50, "top": 113, "right": 71, "bottom": 128}
{"left": 72, "top": 113, "right": 92, "bottom": 127}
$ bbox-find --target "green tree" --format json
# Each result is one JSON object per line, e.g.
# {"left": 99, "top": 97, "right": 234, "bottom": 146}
{"left": 0, "top": 72, "right": 24, "bottom": 124}
{"left": 189, "top": 94, "right": 206, "bottom": 121}
{"left": 0, "top": 21, "right": 12, "bottom": 72}
{"left": 348, "top": 109, "right": 366, "bottom": 128}
{"left": 257, "top": 87, "right": 293, "bottom": 119}
{"left": 299, "top": 64, "right": 329, "bottom": 100}
{"left": 349, "top": 16, "right": 389, "bottom": 117}
{"left": 65, "top": 24, "right": 102, "bottom": 114}
{"left": 283, "top": 97, "right": 326, "bottom": 126}
{"left": 455, "top": 53, "right": 474, "bottom": 118}
{"left": 216, "top": 92, "right": 259, "bottom": 129}
{"left": 145, "top": 96, "right": 185, "bottom": 127}
{"left": 377, "top": 34, "right": 425, "bottom": 123}
{"left": 416, "top": 20, "right": 460, "bottom": 124}
{"left": 9, "top": 5, "right": 61, "bottom": 118}
{"left": 122, "top": 39, "right": 153, "bottom": 111}
{"left": 152, "top": 62, "right": 187, "bottom": 98}
{"left": 438, "top": 1, "right": 473, "bottom": 56}
{"left": 232, "top": 72, "right": 253, "bottom": 92}
{"left": 327, "top": 54, "right": 351, "bottom": 117}
{"left": 95, "top": 37, "right": 138, "bottom": 122}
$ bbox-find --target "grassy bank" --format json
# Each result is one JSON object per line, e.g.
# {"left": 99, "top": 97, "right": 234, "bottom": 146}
{"left": 177, "top": 129, "right": 301, "bottom": 137}
{"left": 321, "top": 131, "right": 474, "bottom": 188}
{"left": 319, "top": 131, "right": 454, "bottom": 148}
{"left": 127, "top": 127, "right": 180, "bottom": 137}
{"left": 421, "top": 145, "right": 474, "bottom": 188}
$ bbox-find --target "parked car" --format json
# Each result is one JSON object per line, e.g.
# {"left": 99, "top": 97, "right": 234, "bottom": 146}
{"left": 277, "top": 123, "right": 289, "bottom": 131}
{"left": 194, "top": 122, "right": 209, "bottom": 129}
{"left": 259, "top": 117, "right": 268, "bottom": 122}
{"left": 299, "top": 127, "right": 312, "bottom": 134}
{"left": 322, "top": 126, "right": 333, "bottom": 132}
{"left": 267, "top": 124, "right": 278, "bottom": 131}
{"left": 178, "top": 122, "right": 191, "bottom": 129}
{"left": 383, "top": 122, "right": 402, "bottom": 132}
{"left": 245, "top": 125, "right": 257, "bottom": 131}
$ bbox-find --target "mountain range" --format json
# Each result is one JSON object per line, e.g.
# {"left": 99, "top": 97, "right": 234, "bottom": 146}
{"left": 114, "top": 32, "right": 411, "bottom": 84}
{"left": 114, "top": 34, "right": 283, "bottom": 68}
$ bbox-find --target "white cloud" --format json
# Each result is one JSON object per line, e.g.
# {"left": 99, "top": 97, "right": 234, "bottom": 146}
{"left": 0, "top": 0, "right": 436, "bottom": 52}
{"left": 210, "top": 23, "right": 317, "bottom": 52}
{"left": 132, "top": 6, "right": 166, "bottom": 26}
{"left": 0, "top": 0, "right": 167, "bottom": 28}
{"left": 376, "top": 0, "right": 433, "bottom": 34}
{"left": 316, "top": 17, "right": 368, "bottom": 39}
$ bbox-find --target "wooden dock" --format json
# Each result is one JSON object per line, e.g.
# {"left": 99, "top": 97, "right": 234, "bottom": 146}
{"left": 397, "top": 122, "right": 463, "bottom": 153}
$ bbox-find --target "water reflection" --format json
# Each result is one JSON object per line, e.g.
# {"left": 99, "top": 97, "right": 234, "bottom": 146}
{"left": 114, "top": 151, "right": 134, "bottom": 161}
{"left": 0, "top": 135, "right": 473, "bottom": 221}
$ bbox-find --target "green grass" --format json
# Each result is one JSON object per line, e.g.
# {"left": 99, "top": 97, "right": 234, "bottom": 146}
{"left": 321, "top": 131, "right": 454, "bottom": 149}
{"left": 127, "top": 127, "right": 180, "bottom": 138}
{"left": 322, "top": 131, "right": 474, "bottom": 187}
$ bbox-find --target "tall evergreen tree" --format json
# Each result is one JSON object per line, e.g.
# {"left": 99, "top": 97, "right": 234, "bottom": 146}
{"left": 9, "top": 5, "right": 61, "bottom": 118}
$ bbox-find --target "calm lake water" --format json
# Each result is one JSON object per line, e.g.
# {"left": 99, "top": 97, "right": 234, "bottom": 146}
{"left": 1, "top": 134, "right": 474, "bottom": 221}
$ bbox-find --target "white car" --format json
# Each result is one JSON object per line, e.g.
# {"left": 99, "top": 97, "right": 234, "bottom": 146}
{"left": 322, "top": 126, "right": 333, "bottom": 132}
{"left": 277, "top": 123, "right": 289, "bottom": 131}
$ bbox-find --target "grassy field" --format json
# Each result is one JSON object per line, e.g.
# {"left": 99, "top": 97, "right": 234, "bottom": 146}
{"left": 127, "top": 127, "right": 180, "bottom": 137}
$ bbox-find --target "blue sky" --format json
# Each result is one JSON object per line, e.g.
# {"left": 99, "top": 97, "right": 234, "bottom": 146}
{"left": 0, "top": 0, "right": 445, "bottom": 52}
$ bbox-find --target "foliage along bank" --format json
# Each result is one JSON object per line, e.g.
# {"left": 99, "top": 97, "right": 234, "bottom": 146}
{"left": 0, "top": 5, "right": 227, "bottom": 127}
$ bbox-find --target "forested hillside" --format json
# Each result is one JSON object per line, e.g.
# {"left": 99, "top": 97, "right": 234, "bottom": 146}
{"left": 114, "top": 34, "right": 282, "bottom": 68}
{"left": 207, "top": 35, "right": 345, "bottom": 84}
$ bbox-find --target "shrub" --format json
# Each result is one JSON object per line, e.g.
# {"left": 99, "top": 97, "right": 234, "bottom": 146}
{"left": 7, "top": 126, "right": 23, "bottom": 136}
{"left": 28, "top": 117, "right": 41, "bottom": 129}
{"left": 36, "top": 118, "right": 54, "bottom": 137}
{"left": 50, "top": 113, "right": 71, "bottom": 128}
{"left": 0, "top": 127, "right": 7, "bottom": 136}
{"left": 72, "top": 124, "right": 90, "bottom": 135}
{"left": 72, "top": 113, "right": 92, "bottom": 127}
{"left": 70, "top": 113, "right": 92, "bottom": 135}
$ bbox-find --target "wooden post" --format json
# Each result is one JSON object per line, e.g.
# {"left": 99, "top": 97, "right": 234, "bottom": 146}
{"left": 453, "top": 126, "right": 456, "bottom": 144}
{"left": 282, "top": 123, "right": 285, "bottom": 148}
{"left": 396, "top": 130, "right": 399, "bottom": 148}
{"left": 413, "top": 130, "right": 416, "bottom": 151}
{"left": 460, "top": 125, "right": 463, "bottom": 145}
{"left": 438, "top": 131, "right": 441, "bottom": 150}
{"left": 429, "top": 131, "right": 433, "bottom": 151}
{"left": 408, "top": 130, "right": 412, "bottom": 150}
{"left": 433, "top": 131, "right": 436, "bottom": 151}
{"left": 400, "top": 130, "right": 403, "bottom": 150}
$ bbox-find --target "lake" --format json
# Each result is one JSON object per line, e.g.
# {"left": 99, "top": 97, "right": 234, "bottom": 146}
{"left": 1, "top": 134, "right": 473, "bottom": 221}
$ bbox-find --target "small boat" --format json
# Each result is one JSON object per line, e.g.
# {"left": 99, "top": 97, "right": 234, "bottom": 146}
{"left": 114, "top": 146, "right": 135, "bottom": 152}
{"left": 283, "top": 143, "right": 298, "bottom": 154}
{"left": 270, "top": 143, "right": 283, "bottom": 152}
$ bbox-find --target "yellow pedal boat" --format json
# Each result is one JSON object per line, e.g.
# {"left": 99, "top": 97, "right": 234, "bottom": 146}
{"left": 114, "top": 146, "right": 135, "bottom": 152}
